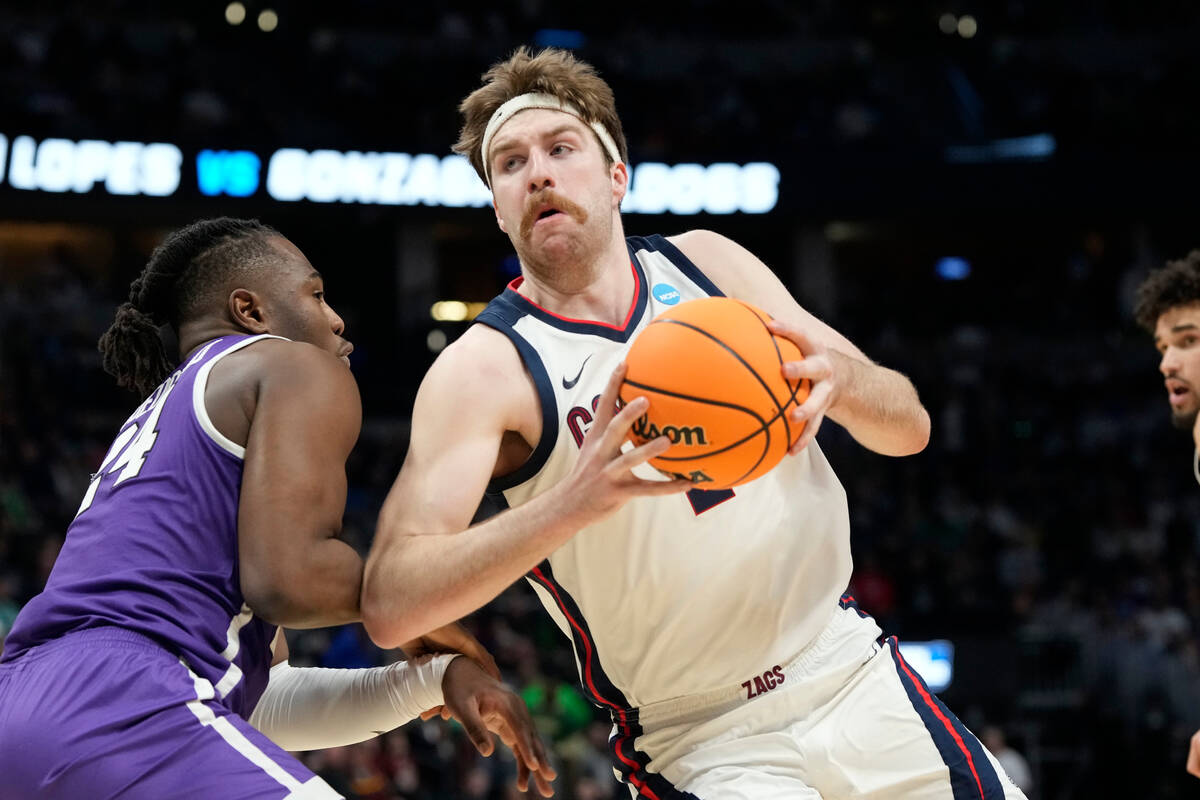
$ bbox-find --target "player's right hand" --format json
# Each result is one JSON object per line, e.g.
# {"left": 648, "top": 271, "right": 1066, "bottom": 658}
{"left": 560, "top": 362, "right": 691, "bottom": 523}
{"left": 440, "top": 657, "right": 557, "bottom": 796}
{"left": 1187, "top": 728, "right": 1200, "bottom": 777}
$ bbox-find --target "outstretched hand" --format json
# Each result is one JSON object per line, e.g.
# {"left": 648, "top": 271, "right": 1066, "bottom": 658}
{"left": 767, "top": 319, "right": 840, "bottom": 455}
{"left": 440, "top": 657, "right": 557, "bottom": 797}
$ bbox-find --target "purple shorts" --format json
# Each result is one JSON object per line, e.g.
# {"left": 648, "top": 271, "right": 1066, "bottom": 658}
{"left": 0, "top": 627, "right": 341, "bottom": 799}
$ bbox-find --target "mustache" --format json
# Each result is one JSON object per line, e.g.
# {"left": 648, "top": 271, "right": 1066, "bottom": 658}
{"left": 519, "top": 189, "right": 588, "bottom": 240}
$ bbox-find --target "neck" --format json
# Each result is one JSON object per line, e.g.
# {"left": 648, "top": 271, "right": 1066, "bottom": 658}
{"left": 516, "top": 231, "right": 633, "bottom": 326}
{"left": 178, "top": 318, "right": 249, "bottom": 361}
{"left": 516, "top": 222, "right": 632, "bottom": 326}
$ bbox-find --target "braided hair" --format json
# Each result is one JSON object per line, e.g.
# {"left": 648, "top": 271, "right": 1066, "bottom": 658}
{"left": 98, "top": 217, "right": 280, "bottom": 395}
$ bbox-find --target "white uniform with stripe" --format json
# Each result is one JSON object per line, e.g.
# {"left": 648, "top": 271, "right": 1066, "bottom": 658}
{"left": 477, "top": 235, "right": 1026, "bottom": 800}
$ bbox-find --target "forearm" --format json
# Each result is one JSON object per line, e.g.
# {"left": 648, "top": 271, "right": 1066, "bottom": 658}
{"left": 363, "top": 487, "right": 586, "bottom": 649}
{"left": 825, "top": 350, "right": 930, "bottom": 456}
{"left": 248, "top": 654, "right": 457, "bottom": 751}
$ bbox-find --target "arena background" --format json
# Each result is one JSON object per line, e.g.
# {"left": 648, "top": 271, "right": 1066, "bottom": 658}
{"left": 3, "top": 2, "right": 1200, "bottom": 798}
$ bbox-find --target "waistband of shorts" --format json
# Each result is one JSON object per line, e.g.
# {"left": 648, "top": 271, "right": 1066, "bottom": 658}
{"left": 15, "top": 626, "right": 167, "bottom": 659}
{"left": 629, "top": 604, "right": 879, "bottom": 729}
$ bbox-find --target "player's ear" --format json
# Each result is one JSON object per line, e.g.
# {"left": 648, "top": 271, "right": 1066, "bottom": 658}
{"left": 611, "top": 162, "right": 628, "bottom": 208}
{"left": 493, "top": 201, "right": 508, "bottom": 234}
{"left": 228, "top": 288, "right": 268, "bottom": 333}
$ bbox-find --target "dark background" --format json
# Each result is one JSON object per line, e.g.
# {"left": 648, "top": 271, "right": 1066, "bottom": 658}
{"left": 2, "top": 2, "right": 1200, "bottom": 798}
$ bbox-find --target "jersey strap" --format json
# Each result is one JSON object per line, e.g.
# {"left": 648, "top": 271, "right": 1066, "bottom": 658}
{"left": 475, "top": 301, "right": 560, "bottom": 493}
{"left": 627, "top": 234, "right": 725, "bottom": 298}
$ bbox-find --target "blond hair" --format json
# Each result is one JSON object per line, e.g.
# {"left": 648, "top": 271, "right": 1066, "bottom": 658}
{"left": 454, "top": 47, "right": 628, "bottom": 184}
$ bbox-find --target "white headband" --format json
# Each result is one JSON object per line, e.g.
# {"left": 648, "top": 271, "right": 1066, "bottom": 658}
{"left": 480, "top": 91, "right": 623, "bottom": 186}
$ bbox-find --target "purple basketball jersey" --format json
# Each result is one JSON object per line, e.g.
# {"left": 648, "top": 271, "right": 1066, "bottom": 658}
{"left": 2, "top": 334, "right": 278, "bottom": 717}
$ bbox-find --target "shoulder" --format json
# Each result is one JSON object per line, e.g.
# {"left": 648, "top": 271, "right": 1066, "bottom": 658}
{"left": 242, "top": 338, "right": 355, "bottom": 385}
{"left": 203, "top": 338, "right": 360, "bottom": 449}
{"left": 666, "top": 228, "right": 734, "bottom": 254}
{"left": 666, "top": 229, "right": 761, "bottom": 296}
{"left": 224, "top": 338, "right": 361, "bottom": 414}
{"left": 429, "top": 323, "right": 522, "bottom": 380}
{"left": 415, "top": 321, "right": 542, "bottom": 441}
{"left": 418, "top": 324, "right": 524, "bottom": 403}
{"left": 666, "top": 229, "right": 753, "bottom": 267}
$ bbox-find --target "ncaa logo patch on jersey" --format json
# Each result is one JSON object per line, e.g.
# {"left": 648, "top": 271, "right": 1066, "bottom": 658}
{"left": 652, "top": 283, "right": 682, "bottom": 305}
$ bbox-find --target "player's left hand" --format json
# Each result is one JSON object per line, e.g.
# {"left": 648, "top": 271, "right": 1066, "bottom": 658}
{"left": 767, "top": 319, "right": 840, "bottom": 454}
{"left": 440, "top": 657, "right": 557, "bottom": 796}
{"left": 1187, "top": 728, "right": 1200, "bottom": 777}
{"left": 402, "top": 620, "right": 500, "bottom": 720}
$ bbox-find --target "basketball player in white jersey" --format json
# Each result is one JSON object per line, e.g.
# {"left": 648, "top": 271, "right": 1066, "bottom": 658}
{"left": 363, "top": 47, "right": 1026, "bottom": 798}
{"left": 1133, "top": 249, "right": 1200, "bottom": 780}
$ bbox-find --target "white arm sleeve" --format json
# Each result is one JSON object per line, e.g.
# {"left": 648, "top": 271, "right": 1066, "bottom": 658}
{"left": 247, "top": 654, "right": 460, "bottom": 752}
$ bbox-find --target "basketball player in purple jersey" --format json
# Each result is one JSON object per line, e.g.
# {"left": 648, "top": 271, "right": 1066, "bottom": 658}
{"left": 0, "top": 218, "right": 555, "bottom": 799}
{"left": 1134, "top": 250, "right": 1200, "bottom": 780}
{"left": 363, "top": 48, "right": 1026, "bottom": 798}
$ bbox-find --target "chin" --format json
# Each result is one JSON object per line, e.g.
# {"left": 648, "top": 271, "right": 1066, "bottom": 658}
{"left": 1170, "top": 408, "right": 1199, "bottom": 431}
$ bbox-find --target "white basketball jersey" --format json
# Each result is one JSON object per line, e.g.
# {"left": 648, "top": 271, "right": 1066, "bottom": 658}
{"left": 476, "top": 235, "right": 853, "bottom": 712}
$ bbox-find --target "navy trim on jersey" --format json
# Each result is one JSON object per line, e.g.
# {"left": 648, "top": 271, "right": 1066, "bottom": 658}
{"left": 496, "top": 255, "right": 649, "bottom": 342}
{"left": 686, "top": 488, "right": 735, "bottom": 514}
{"left": 630, "top": 234, "right": 725, "bottom": 298}
{"left": 838, "top": 593, "right": 871, "bottom": 620}
{"left": 475, "top": 302, "right": 559, "bottom": 493}
{"left": 526, "top": 559, "right": 699, "bottom": 800}
{"left": 887, "top": 636, "right": 1005, "bottom": 800}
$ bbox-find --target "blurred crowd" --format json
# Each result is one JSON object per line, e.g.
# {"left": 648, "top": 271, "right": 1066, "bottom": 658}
{"left": 1, "top": 1, "right": 1199, "bottom": 163}
{"left": 4, "top": 222, "right": 1200, "bottom": 799}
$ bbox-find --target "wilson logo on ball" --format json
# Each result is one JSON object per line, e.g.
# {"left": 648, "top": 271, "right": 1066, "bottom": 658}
{"left": 632, "top": 415, "right": 709, "bottom": 446}
{"left": 619, "top": 296, "right": 810, "bottom": 490}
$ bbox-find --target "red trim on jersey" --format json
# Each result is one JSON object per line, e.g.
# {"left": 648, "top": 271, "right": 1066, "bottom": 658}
{"left": 894, "top": 644, "right": 987, "bottom": 800}
{"left": 507, "top": 260, "right": 642, "bottom": 331}
{"left": 530, "top": 566, "right": 624, "bottom": 716}
{"left": 529, "top": 566, "right": 661, "bottom": 799}
{"left": 612, "top": 728, "right": 662, "bottom": 800}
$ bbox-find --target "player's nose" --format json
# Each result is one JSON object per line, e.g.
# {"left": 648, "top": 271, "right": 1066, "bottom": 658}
{"left": 526, "top": 149, "right": 555, "bottom": 193}
{"left": 326, "top": 304, "right": 346, "bottom": 336}
{"left": 1161, "top": 349, "right": 1180, "bottom": 375}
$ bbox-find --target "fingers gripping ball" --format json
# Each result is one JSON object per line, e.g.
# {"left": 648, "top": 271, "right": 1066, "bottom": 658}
{"left": 619, "top": 297, "right": 810, "bottom": 490}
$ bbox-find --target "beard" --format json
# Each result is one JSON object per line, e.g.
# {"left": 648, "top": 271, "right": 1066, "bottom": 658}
{"left": 1171, "top": 406, "right": 1199, "bottom": 431}
{"left": 513, "top": 188, "right": 610, "bottom": 287}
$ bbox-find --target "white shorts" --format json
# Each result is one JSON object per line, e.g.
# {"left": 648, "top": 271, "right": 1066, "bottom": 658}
{"left": 617, "top": 603, "right": 1027, "bottom": 799}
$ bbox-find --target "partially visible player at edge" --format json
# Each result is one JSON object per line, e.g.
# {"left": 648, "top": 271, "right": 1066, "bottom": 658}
{"left": 362, "top": 47, "right": 1027, "bottom": 798}
{"left": 1134, "top": 249, "right": 1200, "bottom": 781}
{"left": 0, "top": 218, "right": 554, "bottom": 799}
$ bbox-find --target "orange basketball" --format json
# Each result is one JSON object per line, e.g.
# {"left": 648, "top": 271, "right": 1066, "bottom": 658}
{"left": 619, "top": 297, "right": 810, "bottom": 490}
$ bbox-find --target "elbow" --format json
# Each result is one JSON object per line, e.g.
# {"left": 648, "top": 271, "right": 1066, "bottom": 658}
{"left": 242, "top": 580, "right": 302, "bottom": 628}
{"left": 900, "top": 408, "right": 931, "bottom": 456}
{"left": 360, "top": 566, "right": 419, "bottom": 650}
{"left": 243, "top": 565, "right": 358, "bottom": 629}
{"left": 362, "top": 606, "right": 427, "bottom": 652}
{"left": 360, "top": 596, "right": 402, "bottom": 650}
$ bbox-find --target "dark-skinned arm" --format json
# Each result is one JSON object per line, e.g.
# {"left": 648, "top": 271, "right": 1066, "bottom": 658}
{"left": 237, "top": 343, "right": 363, "bottom": 628}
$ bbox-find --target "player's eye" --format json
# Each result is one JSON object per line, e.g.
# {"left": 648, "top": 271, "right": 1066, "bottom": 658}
{"left": 314, "top": 291, "right": 325, "bottom": 301}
